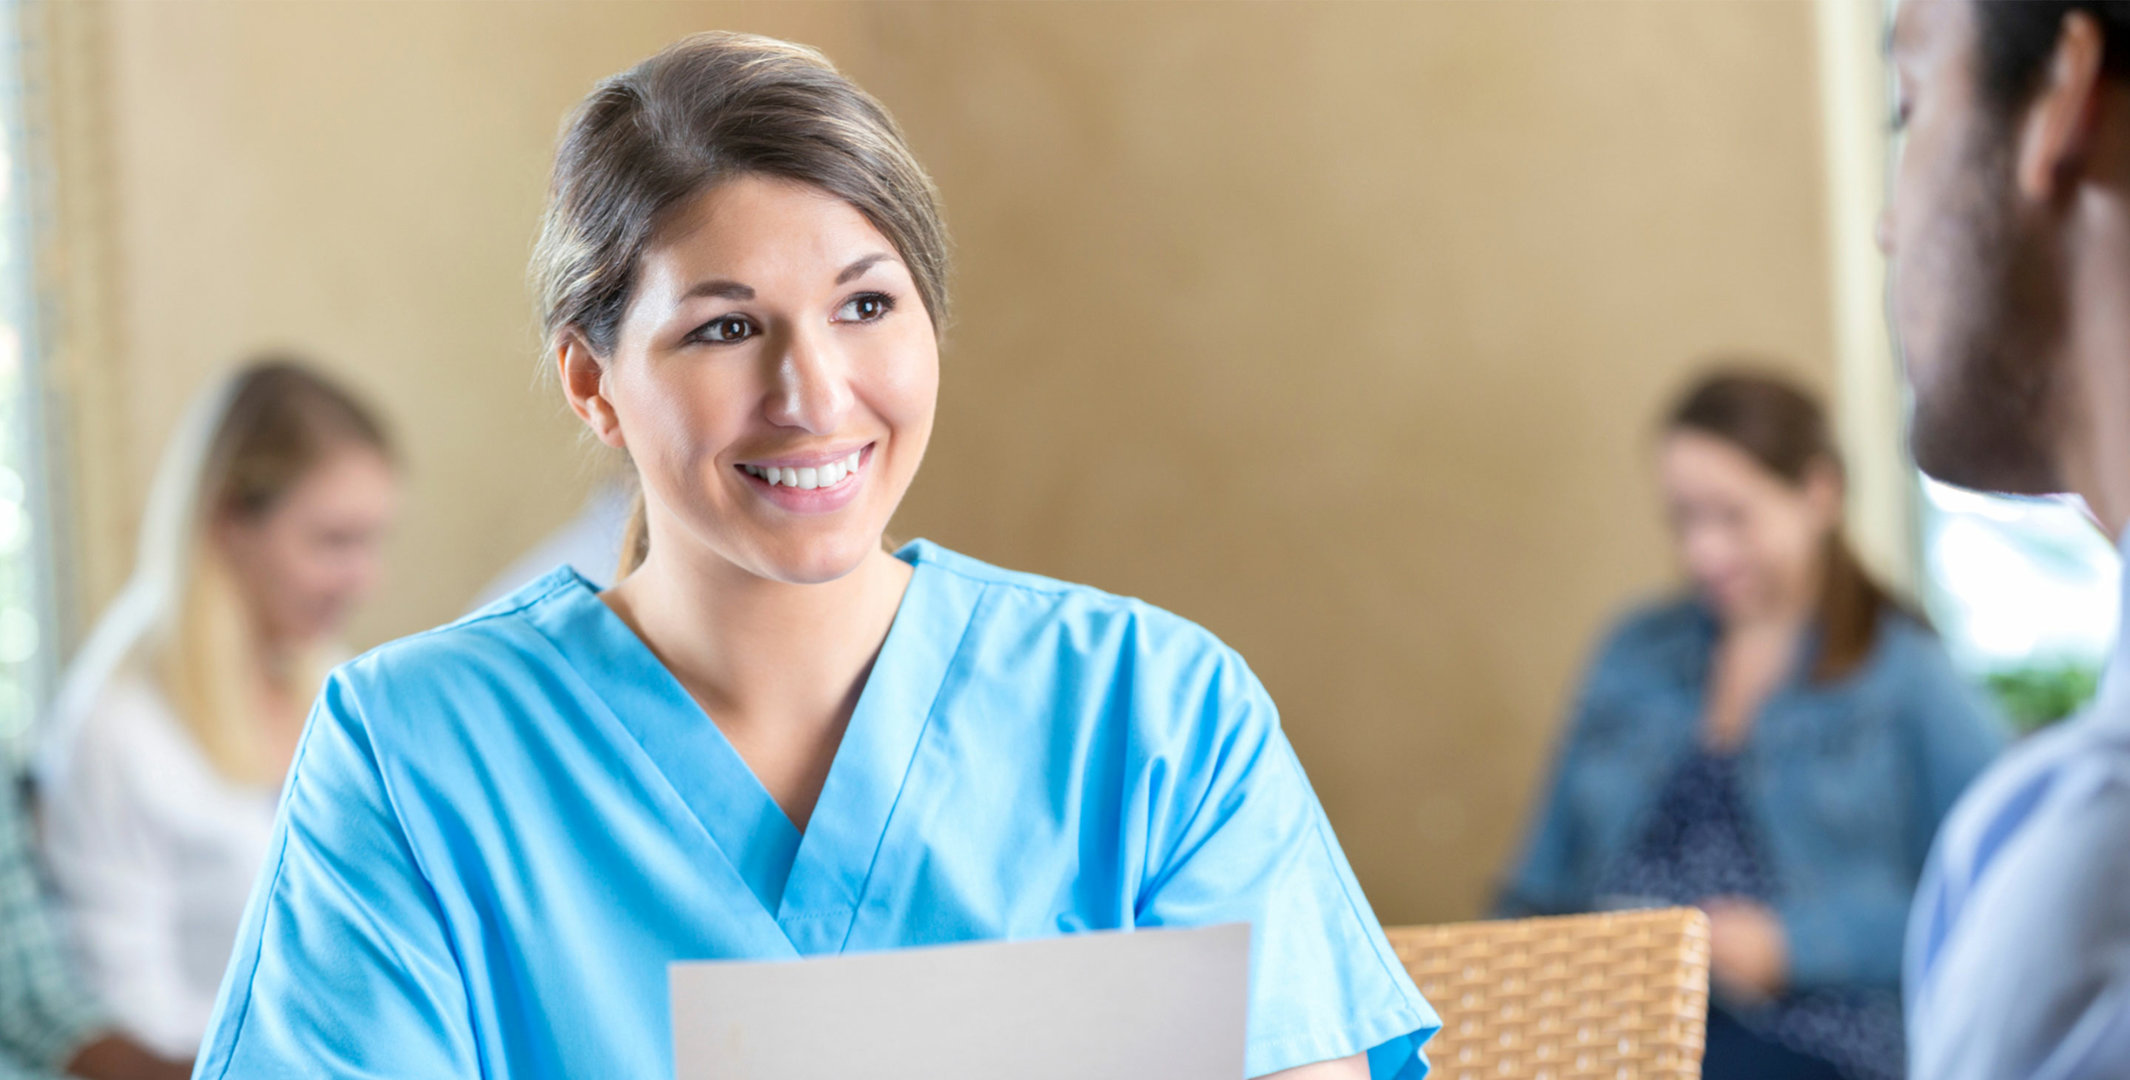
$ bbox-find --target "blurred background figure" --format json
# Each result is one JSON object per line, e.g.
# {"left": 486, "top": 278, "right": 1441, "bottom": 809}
{"left": 1497, "top": 369, "right": 2006, "bottom": 1080}
{"left": 0, "top": 777, "right": 189, "bottom": 1080}
{"left": 32, "top": 359, "right": 397, "bottom": 1062}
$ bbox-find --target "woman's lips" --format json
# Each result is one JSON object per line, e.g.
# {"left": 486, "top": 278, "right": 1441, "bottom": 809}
{"left": 738, "top": 445, "right": 867, "bottom": 491}
{"left": 735, "top": 444, "right": 872, "bottom": 513}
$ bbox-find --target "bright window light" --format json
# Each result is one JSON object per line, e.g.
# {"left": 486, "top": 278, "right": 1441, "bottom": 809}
{"left": 1919, "top": 475, "right": 2118, "bottom": 732}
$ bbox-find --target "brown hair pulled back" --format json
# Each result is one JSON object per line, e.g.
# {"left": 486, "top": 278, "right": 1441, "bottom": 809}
{"left": 530, "top": 32, "right": 951, "bottom": 578}
{"left": 1667, "top": 368, "right": 1919, "bottom": 682}
{"left": 207, "top": 357, "right": 394, "bottom": 519}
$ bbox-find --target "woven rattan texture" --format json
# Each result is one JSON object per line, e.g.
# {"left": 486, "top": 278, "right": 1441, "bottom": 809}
{"left": 1385, "top": 907, "right": 1711, "bottom": 1080}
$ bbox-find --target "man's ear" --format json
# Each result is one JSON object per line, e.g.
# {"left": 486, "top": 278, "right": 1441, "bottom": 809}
{"left": 2017, "top": 10, "right": 2109, "bottom": 201}
{"left": 558, "top": 332, "right": 626, "bottom": 450}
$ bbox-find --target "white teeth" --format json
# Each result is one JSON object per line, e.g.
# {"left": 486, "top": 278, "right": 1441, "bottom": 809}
{"left": 746, "top": 450, "right": 866, "bottom": 488}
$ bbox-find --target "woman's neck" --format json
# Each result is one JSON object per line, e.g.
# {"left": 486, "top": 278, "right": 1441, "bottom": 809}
{"left": 1722, "top": 556, "right": 1824, "bottom": 642}
{"left": 242, "top": 629, "right": 311, "bottom": 782}
{"left": 1704, "top": 613, "right": 1807, "bottom": 753}
{"left": 1725, "top": 604, "right": 1811, "bottom": 644}
{"left": 604, "top": 541, "right": 913, "bottom": 732}
{"left": 253, "top": 635, "right": 299, "bottom": 689}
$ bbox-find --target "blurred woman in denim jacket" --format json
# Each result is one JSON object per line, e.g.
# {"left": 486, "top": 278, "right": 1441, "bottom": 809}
{"left": 1498, "top": 369, "right": 2005, "bottom": 1080}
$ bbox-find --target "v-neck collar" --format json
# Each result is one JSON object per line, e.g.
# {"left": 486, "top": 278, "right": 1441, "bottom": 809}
{"left": 526, "top": 542, "right": 985, "bottom": 954}
{"left": 776, "top": 545, "right": 986, "bottom": 950}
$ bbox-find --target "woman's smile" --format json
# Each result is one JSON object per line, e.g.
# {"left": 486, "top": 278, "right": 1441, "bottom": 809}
{"left": 736, "top": 442, "right": 873, "bottom": 513}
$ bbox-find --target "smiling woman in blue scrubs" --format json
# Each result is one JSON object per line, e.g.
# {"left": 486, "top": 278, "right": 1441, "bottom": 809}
{"left": 192, "top": 32, "right": 1437, "bottom": 1080}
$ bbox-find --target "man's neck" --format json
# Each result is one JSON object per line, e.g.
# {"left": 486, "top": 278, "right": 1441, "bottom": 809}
{"left": 2056, "top": 184, "right": 2130, "bottom": 542}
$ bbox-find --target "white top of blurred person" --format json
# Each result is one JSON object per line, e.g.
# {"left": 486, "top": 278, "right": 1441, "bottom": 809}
{"left": 39, "top": 675, "right": 275, "bottom": 1059}
{"left": 37, "top": 361, "right": 398, "bottom": 1058}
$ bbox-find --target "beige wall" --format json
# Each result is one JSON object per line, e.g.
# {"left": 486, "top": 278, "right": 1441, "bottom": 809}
{"left": 42, "top": 1, "right": 1834, "bottom": 924}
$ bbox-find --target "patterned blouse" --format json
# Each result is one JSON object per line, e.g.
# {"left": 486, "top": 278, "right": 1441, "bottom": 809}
{"left": 1596, "top": 747, "right": 1905, "bottom": 1080}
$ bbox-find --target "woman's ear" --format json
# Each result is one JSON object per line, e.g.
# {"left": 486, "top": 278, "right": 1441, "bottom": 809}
{"left": 1803, "top": 457, "right": 1846, "bottom": 532}
{"left": 558, "top": 332, "right": 626, "bottom": 450}
{"left": 207, "top": 501, "right": 258, "bottom": 567}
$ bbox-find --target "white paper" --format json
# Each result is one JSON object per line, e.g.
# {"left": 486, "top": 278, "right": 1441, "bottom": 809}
{"left": 670, "top": 923, "right": 1250, "bottom": 1080}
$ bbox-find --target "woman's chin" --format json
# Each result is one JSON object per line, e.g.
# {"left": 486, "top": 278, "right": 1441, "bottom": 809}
{"left": 269, "top": 616, "right": 337, "bottom": 652}
{"left": 1697, "top": 588, "right": 1751, "bottom": 624}
{"left": 1705, "top": 589, "right": 1788, "bottom": 628}
{"left": 750, "top": 532, "right": 883, "bottom": 586}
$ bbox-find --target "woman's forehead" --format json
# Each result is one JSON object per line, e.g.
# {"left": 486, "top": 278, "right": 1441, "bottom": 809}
{"left": 642, "top": 176, "right": 900, "bottom": 289}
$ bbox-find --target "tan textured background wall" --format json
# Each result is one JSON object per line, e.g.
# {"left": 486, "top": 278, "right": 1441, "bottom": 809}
{"left": 46, "top": 1, "right": 1834, "bottom": 924}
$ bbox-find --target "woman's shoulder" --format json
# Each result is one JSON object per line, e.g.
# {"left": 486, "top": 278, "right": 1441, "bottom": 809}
{"left": 1869, "top": 604, "right": 1945, "bottom": 651}
{"left": 71, "top": 663, "right": 175, "bottom": 721}
{"left": 1588, "top": 594, "right": 1712, "bottom": 665}
{"left": 906, "top": 542, "right": 1270, "bottom": 728}
{"left": 1858, "top": 606, "right": 1960, "bottom": 682}
{"left": 909, "top": 544, "right": 1282, "bottom": 765}
{"left": 332, "top": 567, "right": 587, "bottom": 701}
{"left": 904, "top": 539, "right": 1123, "bottom": 602}
{"left": 37, "top": 666, "right": 205, "bottom": 805}
{"left": 44, "top": 665, "right": 184, "bottom": 758}
{"left": 904, "top": 540, "right": 1243, "bottom": 666}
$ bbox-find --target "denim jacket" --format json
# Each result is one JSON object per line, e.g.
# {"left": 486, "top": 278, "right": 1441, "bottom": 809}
{"left": 1498, "top": 597, "right": 2007, "bottom": 991}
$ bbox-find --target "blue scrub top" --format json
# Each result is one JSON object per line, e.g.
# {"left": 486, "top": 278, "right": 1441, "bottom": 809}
{"left": 194, "top": 541, "right": 1437, "bottom": 1079}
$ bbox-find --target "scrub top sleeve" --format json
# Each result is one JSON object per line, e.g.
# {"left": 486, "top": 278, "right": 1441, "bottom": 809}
{"left": 194, "top": 672, "right": 480, "bottom": 1080}
{"left": 1135, "top": 652, "right": 1436, "bottom": 1080}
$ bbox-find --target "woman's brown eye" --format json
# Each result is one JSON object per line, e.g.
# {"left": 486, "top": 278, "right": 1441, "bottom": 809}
{"left": 836, "top": 293, "right": 895, "bottom": 322}
{"left": 712, "top": 318, "right": 750, "bottom": 342}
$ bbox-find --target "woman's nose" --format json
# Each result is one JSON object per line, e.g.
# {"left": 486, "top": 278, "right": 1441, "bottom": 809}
{"left": 766, "top": 327, "right": 854, "bottom": 434}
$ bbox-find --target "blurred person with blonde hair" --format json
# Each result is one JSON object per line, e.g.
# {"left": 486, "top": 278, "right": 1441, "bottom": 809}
{"left": 36, "top": 358, "right": 398, "bottom": 1061}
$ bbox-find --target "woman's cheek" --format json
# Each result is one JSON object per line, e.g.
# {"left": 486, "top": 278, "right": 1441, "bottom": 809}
{"left": 874, "top": 318, "right": 940, "bottom": 400}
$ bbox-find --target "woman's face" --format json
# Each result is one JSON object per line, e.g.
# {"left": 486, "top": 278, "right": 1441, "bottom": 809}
{"left": 1658, "top": 430, "right": 1838, "bottom": 624}
{"left": 216, "top": 446, "right": 399, "bottom": 648}
{"left": 575, "top": 174, "right": 939, "bottom": 586}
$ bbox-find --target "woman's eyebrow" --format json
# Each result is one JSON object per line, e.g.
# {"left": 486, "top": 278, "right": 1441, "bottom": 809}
{"left": 682, "top": 279, "right": 755, "bottom": 301}
{"left": 676, "top": 256, "right": 893, "bottom": 300}
{"left": 835, "top": 252, "right": 898, "bottom": 285}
